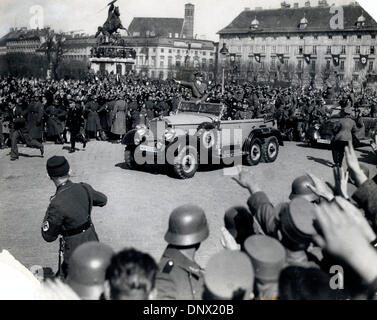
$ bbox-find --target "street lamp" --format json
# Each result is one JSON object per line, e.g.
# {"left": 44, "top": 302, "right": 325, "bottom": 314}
{"left": 219, "top": 43, "right": 229, "bottom": 94}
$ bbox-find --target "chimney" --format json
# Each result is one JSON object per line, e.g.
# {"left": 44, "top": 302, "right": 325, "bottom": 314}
{"left": 182, "top": 3, "right": 194, "bottom": 39}
{"left": 293, "top": 3, "right": 299, "bottom": 8}
{"left": 305, "top": 1, "right": 311, "bottom": 7}
{"left": 318, "top": 0, "right": 329, "bottom": 7}
{"left": 244, "top": 7, "right": 251, "bottom": 11}
{"left": 255, "top": 7, "right": 263, "bottom": 11}
{"left": 281, "top": 1, "right": 291, "bottom": 8}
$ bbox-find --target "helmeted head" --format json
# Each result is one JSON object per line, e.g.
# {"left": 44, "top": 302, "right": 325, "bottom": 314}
{"left": 289, "top": 175, "right": 318, "bottom": 202}
{"left": 66, "top": 242, "right": 114, "bottom": 300}
{"left": 164, "top": 205, "right": 209, "bottom": 247}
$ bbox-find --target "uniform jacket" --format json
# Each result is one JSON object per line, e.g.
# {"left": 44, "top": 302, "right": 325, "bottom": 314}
{"left": 66, "top": 107, "right": 85, "bottom": 132}
{"left": 41, "top": 181, "right": 107, "bottom": 264}
{"left": 155, "top": 246, "right": 204, "bottom": 300}
{"left": 352, "top": 174, "right": 377, "bottom": 226}
{"left": 333, "top": 116, "right": 357, "bottom": 142}
{"left": 247, "top": 192, "right": 321, "bottom": 269}
{"left": 180, "top": 81, "right": 208, "bottom": 100}
{"left": 27, "top": 102, "right": 44, "bottom": 139}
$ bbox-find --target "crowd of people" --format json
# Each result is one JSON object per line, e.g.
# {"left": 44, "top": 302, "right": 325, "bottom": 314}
{"left": 2, "top": 141, "right": 377, "bottom": 300}
{"left": 1, "top": 74, "right": 377, "bottom": 300}
{"left": 1, "top": 73, "right": 377, "bottom": 159}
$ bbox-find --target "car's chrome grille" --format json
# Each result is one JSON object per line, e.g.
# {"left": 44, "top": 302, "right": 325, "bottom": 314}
{"left": 149, "top": 120, "right": 166, "bottom": 141}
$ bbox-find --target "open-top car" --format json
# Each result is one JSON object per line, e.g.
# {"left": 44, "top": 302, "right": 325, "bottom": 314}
{"left": 307, "top": 107, "right": 377, "bottom": 148}
{"left": 122, "top": 101, "right": 284, "bottom": 179}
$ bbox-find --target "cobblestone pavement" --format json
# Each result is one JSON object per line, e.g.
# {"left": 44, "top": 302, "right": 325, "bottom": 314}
{"left": 0, "top": 140, "right": 376, "bottom": 272}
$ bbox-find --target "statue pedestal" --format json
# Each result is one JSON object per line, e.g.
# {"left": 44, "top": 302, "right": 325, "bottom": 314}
{"left": 89, "top": 45, "right": 136, "bottom": 76}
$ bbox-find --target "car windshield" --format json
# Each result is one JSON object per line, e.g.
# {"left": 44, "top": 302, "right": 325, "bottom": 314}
{"left": 178, "top": 101, "right": 223, "bottom": 116}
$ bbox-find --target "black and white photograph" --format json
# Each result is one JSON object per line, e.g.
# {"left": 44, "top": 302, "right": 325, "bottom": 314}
{"left": 1, "top": 0, "right": 377, "bottom": 306}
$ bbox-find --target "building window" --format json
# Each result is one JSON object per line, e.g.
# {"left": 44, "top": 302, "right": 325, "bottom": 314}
{"left": 369, "top": 61, "right": 374, "bottom": 72}
{"left": 372, "top": 35, "right": 376, "bottom": 39}
{"left": 311, "top": 60, "right": 316, "bottom": 71}
{"left": 161, "top": 49, "right": 164, "bottom": 53}
{"left": 356, "top": 46, "right": 361, "bottom": 54}
{"left": 299, "top": 46, "right": 303, "bottom": 54}
{"left": 326, "top": 60, "right": 331, "bottom": 70}
{"left": 339, "top": 74, "right": 344, "bottom": 80}
{"left": 195, "top": 51, "right": 198, "bottom": 55}
{"left": 203, "top": 51, "right": 207, "bottom": 56}
{"left": 353, "top": 74, "right": 359, "bottom": 81}
{"left": 168, "top": 49, "right": 172, "bottom": 53}
{"left": 168, "top": 56, "right": 172, "bottom": 67}
{"left": 340, "top": 60, "right": 345, "bottom": 71}
{"left": 262, "top": 45, "right": 266, "bottom": 53}
{"left": 175, "top": 33, "right": 179, "bottom": 38}
{"left": 271, "top": 57, "right": 276, "bottom": 68}
{"left": 287, "top": 36, "right": 290, "bottom": 40}
{"left": 357, "top": 35, "right": 362, "bottom": 39}
{"left": 272, "top": 45, "right": 276, "bottom": 53}
{"left": 326, "top": 46, "right": 331, "bottom": 54}
{"left": 176, "top": 60, "right": 181, "bottom": 67}
{"left": 371, "top": 46, "right": 375, "bottom": 55}
{"left": 329, "top": 35, "right": 333, "bottom": 39}
{"left": 177, "top": 49, "right": 180, "bottom": 54}
{"left": 160, "top": 60, "right": 164, "bottom": 67}
{"left": 202, "top": 58, "right": 207, "bottom": 68}
{"left": 341, "top": 45, "right": 346, "bottom": 54}
{"left": 298, "top": 60, "right": 302, "bottom": 70}
{"left": 314, "top": 35, "right": 318, "bottom": 40}
{"left": 313, "top": 46, "right": 317, "bottom": 54}
{"left": 153, "top": 48, "right": 156, "bottom": 53}
{"left": 343, "top": 35, "right": 347, "bottom": 40}
{"left": 286, "top": 45, "right": 289, "bottom": 54}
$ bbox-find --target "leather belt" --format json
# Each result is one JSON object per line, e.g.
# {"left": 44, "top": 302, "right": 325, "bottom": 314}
{"left": 61, "top": 220, "right": 92, "bottom": 237}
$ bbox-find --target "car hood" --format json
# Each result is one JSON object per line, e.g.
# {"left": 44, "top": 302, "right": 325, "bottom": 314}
{"left": 163, "top": 113, "right": 216, "bottom": 126}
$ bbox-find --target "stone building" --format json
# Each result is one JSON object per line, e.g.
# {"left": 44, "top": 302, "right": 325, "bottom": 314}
{"left": 126, "top": 3, "right": 216, "bottom": 80}
{"left": 217, "top": 1, "right": 377, "bottom": 87}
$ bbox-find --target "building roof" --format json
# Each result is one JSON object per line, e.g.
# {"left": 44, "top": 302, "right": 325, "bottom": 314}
{"left": 123, "top": 36, "right": 215, "bottom": 50}
{"left": 128, "top": 17, "right": 184, "bottom": 37}
{"left": 218, "top": 4, "right": 377, "bottom": 35}
{"left": 6, "top": 28, "right": 49, "bottom": 41}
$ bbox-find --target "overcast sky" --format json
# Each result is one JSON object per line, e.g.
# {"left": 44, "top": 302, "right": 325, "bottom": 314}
{"left": 0, "top": 0, "right": 373, "bottom": 41}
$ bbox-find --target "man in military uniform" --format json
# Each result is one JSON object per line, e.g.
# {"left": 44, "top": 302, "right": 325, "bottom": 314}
{"left": 155, "top": 204, "right": 209, "bottom": 300}
{"left": 174, "top": 72, "right": 208, "bottom": 105}
{"left": 41, "top": 156, "right": 108, "bottom": 277}
{"left": 66, "top": 98, "right": 87, "bottom": 153}
{"left": 9, "top": 99, "right": 44, "bottom": 161}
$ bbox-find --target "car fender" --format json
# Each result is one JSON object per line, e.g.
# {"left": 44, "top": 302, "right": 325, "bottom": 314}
{"left": 243, "top": 128, "right": 284, "bottom": 152}
{"left": 122, "top": 129, "right": 137, "bottom": 146}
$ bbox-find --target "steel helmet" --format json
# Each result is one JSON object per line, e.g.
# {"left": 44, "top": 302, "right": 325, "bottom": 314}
{"left": 164, "top": 205, "right": 209, "bottom": 246}
{"left": 66, "top": 241, "right": 114, "bottom": 300}
{"left": 289, "top": 175, "right": 318, "bottom": 202}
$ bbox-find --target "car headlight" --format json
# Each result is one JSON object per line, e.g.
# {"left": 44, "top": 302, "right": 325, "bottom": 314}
{"left": 134, "top": 125, "right": 148, "bottom": 145}
{"left": 164, "top": 127, "right": 176, "bottom": 142}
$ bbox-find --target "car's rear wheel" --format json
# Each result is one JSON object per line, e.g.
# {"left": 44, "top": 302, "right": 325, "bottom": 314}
{"left": 244, "top": 138, "right": 262, "bottom": 166}
{"left": 173, "top": 146, "right": 198, "bottom": 179}
{"left": 262, "top": 136, "right": 279, "bottom": 163}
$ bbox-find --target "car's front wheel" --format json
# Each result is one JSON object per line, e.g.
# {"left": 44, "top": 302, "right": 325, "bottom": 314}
{"left": 173, "top": 145, "right": 198, "bottom": 179}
